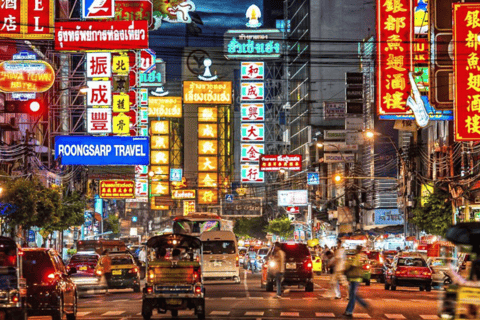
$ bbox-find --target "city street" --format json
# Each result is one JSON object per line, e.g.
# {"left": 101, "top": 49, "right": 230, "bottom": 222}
{"left": 30, "top": 272, "right": 441, "bottom": 320}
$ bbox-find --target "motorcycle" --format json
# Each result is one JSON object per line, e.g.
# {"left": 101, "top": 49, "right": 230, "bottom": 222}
{"left": 249, "top": 258, "right": 260, "bottom": 273}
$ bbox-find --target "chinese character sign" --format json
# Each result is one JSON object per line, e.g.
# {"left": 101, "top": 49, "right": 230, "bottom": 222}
{"left": 454, "top": 4, "right": 480, "bottom": 141}
{"left": 241, "top": 144, "right": 264, "bottom": 162}
{"left": 241, "top": 103, "right": 265, "bottom": 121}
{"left": 87, "top": 81, "right": 112, "bottom": 106}
{"left": 183, "top": 200, "right": 196, "bottom": 216}
{"left": 87, "top": 53, "right": 112, "bottom": 78}
{"left": 241, "top": 123, "right": 264, "bottom": 142}
{"left": 0, "top": 0, "right": 54, "bottom": 39}
{"left": 377, "top": 0, "right": 413, "bottom": 116}
{"left": 198, "top": 189, "right": 218, "bottom": 205}
{"left": 241, "top": 82, "right": 265, "bottom": 101}
{"left": 241, "top": 164, "right": 264, "bottom": 183}
{"left": 241, "top": 62, "right": 264, "bottom": 80}
{"left": 87, "top": 109, "right": 112, "bottom": 133}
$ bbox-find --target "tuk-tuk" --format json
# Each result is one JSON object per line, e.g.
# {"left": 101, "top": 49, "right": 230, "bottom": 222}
{"left": 142, "top": 234, "right": 205, "bottom": 320}
{"left": 0, "top": 237, "right": 27, "bottom": 320}
{"left": 439, "top": 223, "right": 480, "bottom": 320}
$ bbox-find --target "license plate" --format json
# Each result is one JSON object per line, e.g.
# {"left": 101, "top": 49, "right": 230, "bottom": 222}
{"left": 112, "top": 270, "right": 122, "bottom": 275}
{"left": 79, "top": 266, "right": 87, "bottom": 271}
{"left": 166, "top": 299, "right": 182, "bottom": 306}
{"left": 410, "top": 270, "right": 418, "bottom": 275}
{"left": 286, "top": 262, "right": 296, "bottom": 269}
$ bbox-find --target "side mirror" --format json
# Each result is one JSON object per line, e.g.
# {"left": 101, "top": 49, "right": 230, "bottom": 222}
{"left": 68, "top": 267, "right": 77, "bottom": 275}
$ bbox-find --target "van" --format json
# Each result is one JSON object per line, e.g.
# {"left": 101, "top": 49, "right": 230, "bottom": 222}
{"left": 200, "top": 231, "right": 240, "bottom": 283}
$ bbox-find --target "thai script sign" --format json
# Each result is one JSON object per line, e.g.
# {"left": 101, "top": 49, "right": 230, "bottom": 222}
{"left": 0, "top": 60, "right": 55, "bottom": 92}
{"left": 278, "top": 190, "right": 308, "bottom": 207}
{"left": 259, "top": 154, "right": 302, "bottom": 171}
{"left": 241, "top": 103, "right": 264, "bottom": 121}
{"left": 55, "top": 136, "right": 149, "bottom": 165}
{"left": 148, "top": 96, "right": 182, "bottom": 117}
{"left": 183, "top": 81, "right": 232, "bottom": 104}
{"left": 241, "top": 82, "right": 264, "bottom": 101}
{"left": 108, "top": 0, "right": 153, "bottom": 28}
{"left": 454, "top": 4, "right": 480, "bottom": 141}
{"left": 241, "top": 62, "right": 264, "bottom": 80}
{"left": 100, "top": 180, "right": 135, "bottom": 199}
{"left": 374, "top": 208, "right": 404, "bottom": 225}
{"left": 241, "top": 144, "right": 264, "bottom": 162}
{"left": 377, "top": 0, "right": 413, "bottom": 117}
{"left": 55, "top": 21, "right": 149, "bottom": 51}
{"left": 224, "top": 29, "right": 282, "bottom": 60}
{"left": 0, "top": 0, "right": 54, "bottom": 39}
{"left": 87, "top": 108, "right": 112, "bottom": 133}
{"left": 172, "top": 190, "right": 196, "bottom": 200}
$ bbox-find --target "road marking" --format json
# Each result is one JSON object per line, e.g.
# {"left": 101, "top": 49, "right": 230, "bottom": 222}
{"left": 77, "top": 312, "right": 91, "bottom": 317}
{"left": 179, "top": 310, "right": 194, "bottom": 315}
{"left": 303, "top": 297, "right": 317, "bottom": 300}
{"left": 221, "top": 297, "right": 237, "bottom": 300}
{"left": 280, "top": 312, "right": 299, "bottom": 317}
{"left": 111, "top": 299, "right": 129, "bottom": 302}
{"left": 384, "top": 299, "right": 402, "bottom": 302}
{"left": 210, "top": 311, "right": 231, "bottom": 316}
{"left": 249, "top": 297, "right": 264, "bottom": 299}
{"left": 420, "top": 316, "right": 440, "bottom": 320}
{"left": 245, "top": 311, "right": 264, "bottom": 316}
{"left": 101, "top": 311, "right": 126, "bottom": 316}
{"left": 385, "top": 314, "right": 406, "bottom": 319}
{"left": 315, "top": 312, "right": 336, "bottom": 317}
{"left": 353, "top": 313, "right": 371, "bottom": 318}
{"left": 244, "top": 270, "right": 251, "bottom": 299}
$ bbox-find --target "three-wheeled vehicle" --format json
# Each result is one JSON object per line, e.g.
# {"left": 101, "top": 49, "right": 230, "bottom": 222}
{"left": 439, "top": 222, "right": 480, "bottom": 320}
{"left": 0, "top": 236, "right": 27, "bottom": 320}
{"left": 142, "top": 234, "right": 205, "bottom": 319}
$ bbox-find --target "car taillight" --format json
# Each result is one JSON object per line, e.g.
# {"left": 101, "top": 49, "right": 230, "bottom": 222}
{"left": 194, "top": 286, "right": 202, "bottom": 295}
{"left": 423, "top": 271, "right": 431, "bottom": 276}
{"left": 128, "top": 267, "right": 138, "bottom": 274}
{"left": 236, "top": 255, "right": 239, "bottom": 267}
{"left": 95, "top": 270, "right": 103, "bottom": 276}
{"left": 395, "top": 270, "right": 406, "bottom": 276}
{"left": 363, "top": 264, "right": 371, "bottom": 270}
{"left": 304, "top": 259, "right": 312, "bottom": 270}
{"left": 47, "top": 273, "right": 55, "bottom": 280}
{"left": 149, "top": 271, "right": 155, "bottom": 280}
{"left": 379, "top": 257, "right": 384, "bottom": 264}
{"left": 146, "top": 286, "right": 153, "bottom": 294}
{"left": 11, "top": 293, "right": 18, "bottom": 303}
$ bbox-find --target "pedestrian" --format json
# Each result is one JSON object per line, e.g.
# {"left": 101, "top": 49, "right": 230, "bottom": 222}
{"left": 272, "top": 242, "right": 286, "bottom": 298}
{"left": 343, "top": 245, "right": 370, "bottom": 317}
{"left": 98, "top": 250, "right": 112, "bottom": 295}
{"left": 324, "top": 240, "right": 348, "bottom": 299}
{"left": 138, "top": 246, "right": 147, "bottom": 264}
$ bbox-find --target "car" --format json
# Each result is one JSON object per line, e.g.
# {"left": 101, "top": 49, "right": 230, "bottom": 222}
{"left": 23, "top": 248, "right": 77, "bottom": 320}
{"left": 345, "top": 250, "right": 371, "bottom": 286}
{"left": 261, "top": 242, "right": 314, "bottom": 292}
{"left": 364, "top": 250, "right": 384, "bottom": 282}
{"left": 69, "top": 270, "right": 107, "bottom": 298}
{"left": 380, "top": 250, "right": 398, "bottom": 283}
{"left": 256, "top": 247, "right": 269, "bottom": 266}
{"left": 311, "top": 255, "right": 322, "bottom": 274}
{"left": 67, "top": 252, "right": 99, "bottom": 275}
{"left": 238, "top": 247, "right": 247, "bottom": 265}
{"left": 384, "top": 253, "right": 433, "bottom": 291}
{"left": 99, "top": 252, "right": 141, "bottom": 292}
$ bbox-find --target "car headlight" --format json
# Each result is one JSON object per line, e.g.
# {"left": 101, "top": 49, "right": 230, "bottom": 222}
{"left": 269, "top": 261, "right": 276, "bottom": 268}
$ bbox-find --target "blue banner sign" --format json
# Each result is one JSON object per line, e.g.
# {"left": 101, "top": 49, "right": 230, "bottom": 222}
{"left": 55, "top": 136, "right": 149, "bottom": 165}
{"left": 374, "top": 209, "right": 404, "bottom": 225}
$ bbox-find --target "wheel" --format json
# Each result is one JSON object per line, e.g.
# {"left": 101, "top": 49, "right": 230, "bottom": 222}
{"left": 391, "top": 285, "right": 396, "bottom": 291}
{"left": 379, "top": 275, "right": 385, "bottom": 283}
{"left": 305, "top": 282, "right": 314, "bottom": 292}
{"left": 66, "top": 294, "right": 77, "bottom": 320}
{"left": 142, "top": 300, "right": 153, "bottom": 320}
{"left": 51, "top": 296, "right": 63, "bottom": 320}
{"left": 134, "top": 285, "right": 141, "bottom": 293}
{"left": 171, "top": 310, "right": 178, "bottom": 317}
{"left": 365, "top": 279, "right": 371, "bottom": 286}
{"left": 426, "top": 285, "right": 432, "bottom": 292}
{"left": 266, "top": 279, "right": 274, "bottom": 292}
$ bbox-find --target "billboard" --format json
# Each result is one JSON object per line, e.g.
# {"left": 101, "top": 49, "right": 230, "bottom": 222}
{"left": 0, "top": 0, "right": 54, "bottom": 39}
{"left": 374, "top": 208, "right": 404, "bottom": 225}
{"left": 148, "top": 97, "right": 182, "bottom": 117}
{"left": 0, "top": 60, "right": 55, "bottom": 93}
{"left": 224, "top": 29, "right": 282, "bottom": 60}
{"left": 259, "top": 154, "right": 302, "bottom": 171}
{"left": 55, "top": 21, "right": 149, "bottom": 51}
{"left": 454, "top": 4, "right": 480, "bottom": 141}
{"left": 172, "top": 190, "right": 196, "bottom": 200}
{"left": 99, "top": 180, "right": 135, "bottom": 198}
{"left": 324, "top": 101, "right": 345, "bottom": 119}
{"left": 278, "top": 190, "right": 308, "bottom": 207}
{"left": 377, "top": 0, "right": 413, "bottom": 117}
{"left": 223, "top": 198, "right": 263, "bottom": 216}
{"left": 323, "top": 153, "right": 356, "bottom": 163}
{"left": 183, "top": 81, "right": 232, "bottom": 104}
{"left": 55, "top": 136, "right": 149, "bottom": 165}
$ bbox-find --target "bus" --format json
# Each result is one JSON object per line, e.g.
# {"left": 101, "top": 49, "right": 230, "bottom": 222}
{"left": 172, "top": 212, "right": 233, "bottom": 237}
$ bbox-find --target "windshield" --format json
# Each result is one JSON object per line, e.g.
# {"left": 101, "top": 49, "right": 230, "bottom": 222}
{"left": 111, "top": 255, "right": 134, "bottom": 265}
{"left": 258, "top": 249, "right": 269, "bottom": 256}
{"left": 398, "top": 257, "right": 427, "bottom": 267}
{"left": 280, "top": 244, "right": 310, "bottom": 259}
{"left": 69, "top": 255, "right": 98, "bottom": 264}
{"left": 203, "top": 241, "right": 236, "bottom": 255}
{"left": 23, "top": 251, "right": 55, "bottom": 284}
{"left": 173, "top": 220, "right": 220, "bottom": 235}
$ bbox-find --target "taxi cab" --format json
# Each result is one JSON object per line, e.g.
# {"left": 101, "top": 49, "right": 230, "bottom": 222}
{"left": 98, "top": 252, "right": 141, "bottom": 292}
{"left": 384, "top": 252, "right": 433, "bottom": 291}
{"left": 67, "top": 251, "right": 100, "bottom": 274}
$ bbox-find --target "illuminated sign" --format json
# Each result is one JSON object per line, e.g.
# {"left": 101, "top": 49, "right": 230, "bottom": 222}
{"left": 224, "top": 29, "right": 282, "bottom": 60}
{"left": 454, "top": 4, "right": 480, "bottom": 141}
{"left": 374, "top": 209, "right": 404, "bottom": 225}
{"left": 55, "top": 136, "right": 149, "bottom": 165}
{"left": 241, "top": 123, "right": 264, "bottom": 142}
{"left": 277, "top": 190, "right": 308, "bottom": 207}
{"left": 198, "top": 124, "right": 218, "bottom": 139}
{"left": 259, "top": 155, "right": 302, "bottom": 172}
{"left": 241, "top": 103, "right": 264, "bottom": 121}
{"left": 151, "top": 136, "right": 169, "bottom": 150}
{"left": 183, "top": 200, "right": 196, "bottom": 216}
{"left": 82, "top": 0, "right": 114, "bottom": 18}
{"left": 112, "top": 113, "right": 130, "bottom": 134}
{"left": 198, "top": 173, "right": 218, "bottom": 188}
{"left": 323, "top": 153, "right": 356, "bottom": 163}
{"left": 0, "top": 60, "right": 55, "bottom": 93}
{"left": 414, "top": 38, "right": 428, "bottom": 64}
{"left": 241, "top": 164, "right": 264, "bottom": 183}
{"left": 87, "top": 109, "right": 112, "bottom": 133}
{"left": 246, "top": 5, "right": 262, "bottom": 28}
{"left": 307, "top": 173, "right": 320, "bottom": 185}
{"left": 150, "top": 181, "right": 169, "bottom": 196}
{"left": 0, "top": 0, "right": 54, "bottom": 39}
{"left": 241, "top": 82, "right": 264, "bottom": 101}
{"left": 198, "top": 107, "right": 218, "bottom": 122}
{"left": 112, "top": 54, "right": 129, "bottom": 75}
{"left": 87, "top": 81, "right": 112, "bottom": 106}
{"left": 198, "top": 189, "right": 218, "bottom": 205}
{"left": 135, "top": 179, "right": 148, "bottom": 197}
{"left": 148, "top": 97, "right": 182, "bottom": 117}
{"left": 112, "top": 93, "right": 130, "bottom": 112}
{"left": 87, "top": 53, "right": 112, "bottom": 78}
{"left": 183, "top": 81, "right": 232, "bottom": 104}
{"left": 55, "top": 21, "right": 148, "bottom": 51}
{"left": 170, "top": 168, "right": 182, "bottom": 182}
{"left": 150, "top": 121, "right": 169, "bottom": 134}
{"left": 140, "top": 60, "right": 165, "bottom": 86}
{"left": 241, "top": 62, "right": 264, "bottom": 80}
{"left": 241, "top": 144, "right": 264, "bottom": 162}
{"left": 172, "top": 190, "right": 196, "bottom": 200}
{"left": 154, "top": 0, "right": 196, "bottom": 28}
{"left": 198, "top": 156, "right": 218, "bottom": 172}
{"left": 100, "top": 180, "right": 135, "bottom": 199}
{"left": 377, "top": 0, "right": 413, "bottom": 117}
{"left": 198, "top": 140, "right": 218, "bottom": 155}
{"left": 324, "top": 101, "right": 345, "bottom": 119}
{"left": 109, "top": 0, "right": 153, "bottom": 29}
{"left": 151, "top": 151, "right": 169, "bottom": 165}
{"left": 150, "top": 165, "right": 169, "bottom": 179}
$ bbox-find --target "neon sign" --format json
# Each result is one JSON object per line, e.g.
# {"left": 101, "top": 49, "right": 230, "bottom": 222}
{"left": 0, "top": 60, "right": 55, "bottom": 93}
{"left": 224, "top": 29, "right": 282, "bottom": 60}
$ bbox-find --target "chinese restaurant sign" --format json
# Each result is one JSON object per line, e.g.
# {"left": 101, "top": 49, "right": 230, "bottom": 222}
{"left": 100, "top": 180, "right": 135, "bottom": 199}
{"left": 183, "top": 81, "right": 232, "bottom": 104}
{"left": 55, "top": 21, "right": 149, "bottom": 51}
{"left": 224, "top": 29, "right": 282, "bottom": 60}
{"left": 454, "top": 4, "right": 480, "bottom": 141}
{"left": 377, "top": 0, "right": 413, "bottom": 117}
{"left": 0, "top": 0, "right": 54, "bottom": 39}
{"left": 0, "top": 60, "right": 55, "bottom": 92}
{"left": 259, "top": 155, "right": 302, "bottom": 172}
{"left": 148, "top": 97, "right": 182, "bottom": 117}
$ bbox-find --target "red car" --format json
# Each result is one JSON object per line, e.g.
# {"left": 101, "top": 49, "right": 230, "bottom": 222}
{"left": 67, "top": 252, "right": 100, "bottom": 275}
{"left": 384, "top": 253, "right": 433, "bottom": 291}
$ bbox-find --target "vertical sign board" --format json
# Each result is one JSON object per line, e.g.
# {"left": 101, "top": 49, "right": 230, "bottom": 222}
{"left": 454, "top": 4, "right": 480, "bottom": 141}
{"left": 241, "top": 164, "right": 264, "bottom": 183}
{"left": 0, "top": 0, "right": 54, "bottom": 39}
{"left": 377, "top": 0, "right": 413, "bottom": 117}
{"left": 241, "top": 62, "right": 265, "bottom": 80}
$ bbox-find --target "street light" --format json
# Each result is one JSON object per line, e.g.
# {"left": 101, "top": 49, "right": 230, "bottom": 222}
{"left": 333, "top": 174, "right": 343, "bottom": 183}
{"left": 316, "top": 142, "right": 324, "bottom": 148}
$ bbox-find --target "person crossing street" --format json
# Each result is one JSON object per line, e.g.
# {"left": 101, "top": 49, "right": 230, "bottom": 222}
{"left": 343, "top": 245, "right": 371, "bottom": 317}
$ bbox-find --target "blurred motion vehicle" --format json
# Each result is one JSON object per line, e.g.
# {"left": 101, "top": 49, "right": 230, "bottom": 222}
{"left": 346, "top": 249, "right": 371, "bottom": 286}
{"left": 200, "top": 231, "right": 240, "bottom": 283}
{"left": 364, "top": 250, "right": 384, "bottom": 282}
{"left": 23, "top": 248, "right": 77, "bottom": 320}
{"left": 97, "top": 252, "right": 140, "bottom": 292}
{"left": 427, "top": 257, "right": 458, "bottom": 287}
{"left": 67, "top": 252, "right": 105, "bottom": 297}
{"left": 311, "top": 254, "right": 322, "bottom": 275}
{"left": 244, "top": 251, "right": 260, "bottom": 272}
{"left": 384, "top": 252, "right": 432, "bottom": 291}
{"left": 261, "top": 242, "right": 314, "bottom": 292}
{"left": 256, "top": 247, "right": 269, "bottom": 267}
{"left": 238, "top": 247, "right": 247, "bottom": 265}
{"left": 142, "top": 234, "right": 205, "bottom": 319}
{"left": 0, "top": 237, "right": 27, "bottom": 320}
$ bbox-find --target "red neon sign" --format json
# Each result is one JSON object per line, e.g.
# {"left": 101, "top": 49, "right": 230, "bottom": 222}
{"left": 0, "top": 60, "right": 55, "bottom": 93}
{"left": 259, "top": 155, "right": 302, "bottom": 172}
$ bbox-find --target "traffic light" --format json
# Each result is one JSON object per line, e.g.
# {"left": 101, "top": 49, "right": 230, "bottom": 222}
{"left": 4, "top": 99, "right": 46, "bottom": 115}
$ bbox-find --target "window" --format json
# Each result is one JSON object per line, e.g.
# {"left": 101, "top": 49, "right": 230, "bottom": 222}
{"left": 280, "top": 244, "right": 310, "bottom": 259}
{"left": 23, "top": 251, "right": 55, "bottom": 284}
{"left": 203, "top": 241, "right": 236, "bottom": 255}
{"left": 397, "top": 257, "right": 426, "bottom": 267}
{"left": 173, "top": 220, "right": 220, "bottom": 234}
{"left": 111, "top": 255, "right": 134, "bottom": 265}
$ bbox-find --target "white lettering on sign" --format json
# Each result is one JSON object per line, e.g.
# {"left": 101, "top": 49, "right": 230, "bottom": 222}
{"left": 34, "top": 0, "right": 43, "bottom": 11}
{"left": 57, "top": 144, "right": 146, "bottom": 157}
{"left": 113, "top": 145, "right": 146, "bottom": 157}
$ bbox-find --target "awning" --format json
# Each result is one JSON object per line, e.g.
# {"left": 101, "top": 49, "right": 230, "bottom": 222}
{"left": 364, "top": 225, "right": 404, "bottom": 236}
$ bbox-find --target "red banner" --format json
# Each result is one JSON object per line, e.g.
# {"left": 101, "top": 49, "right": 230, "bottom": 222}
{"left": 259, "top": 155, "right": 302, "bottom": 172}
{"left": 454, "top": 4, "right": 480, "bottom": 141}
{"left": 100, "top": 180, "right": 135, "bottom": 198}
{"left": 377, "top": 0, "right": 413, "bottom": 116}
{"left": 55, "top": 21, "right": 149, "bottom": 51}
{"left": 0, "top": 0, "right": 54, "bottom": 39}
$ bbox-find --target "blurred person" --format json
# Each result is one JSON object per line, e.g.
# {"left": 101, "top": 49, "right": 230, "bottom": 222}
{"left": 272, "top": 243, "right": 286, "bottom": 297}
{"left": 156, "top": 247, "right": 167, "bottom": 261}
{"left": 343, "top": 246, "right": 371, "bottom": 317}
{"left": 98, "top": 250, "right": 112, "bottom": 294}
